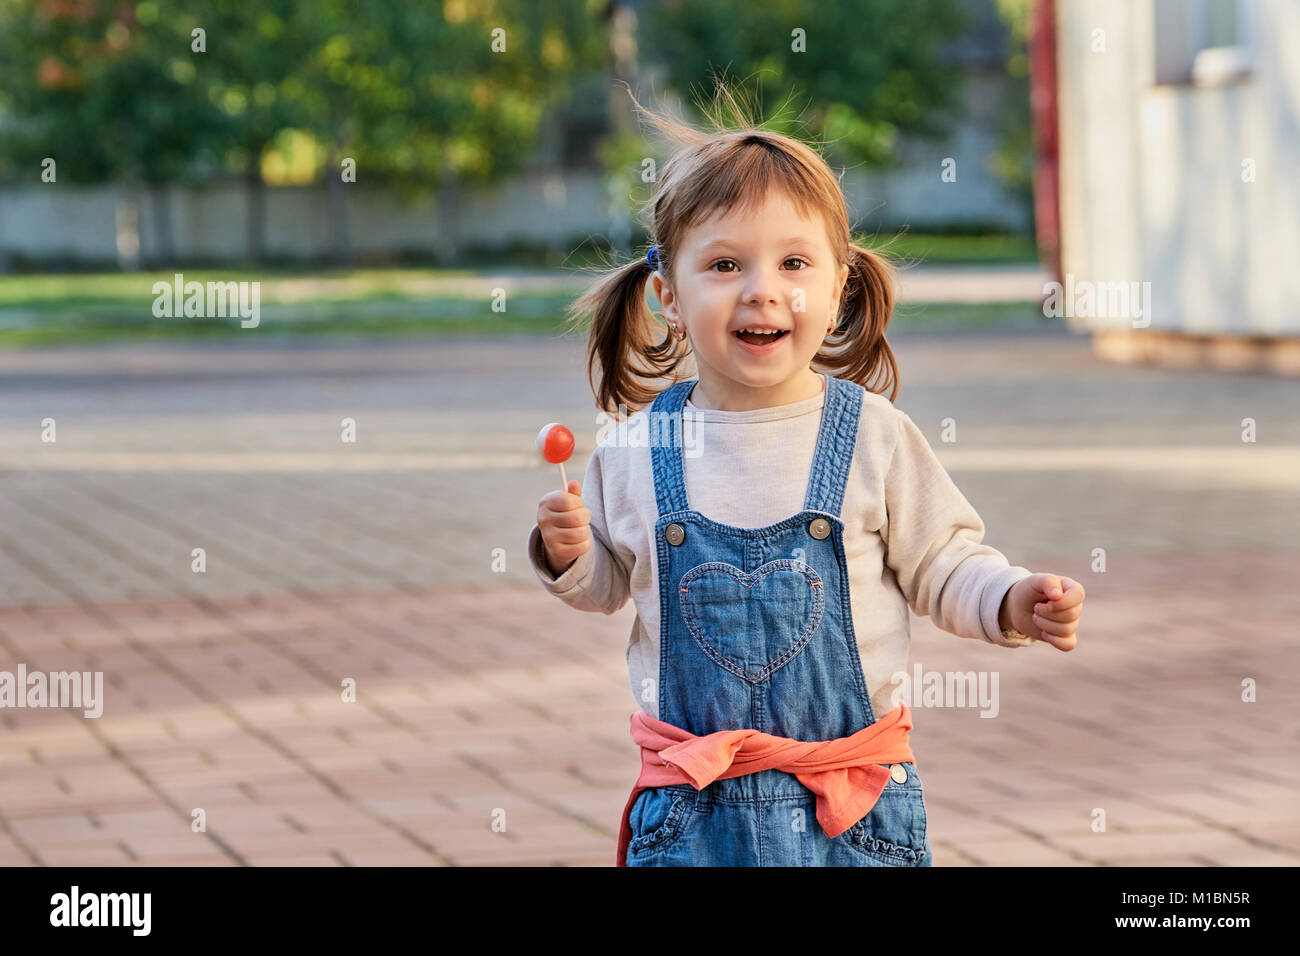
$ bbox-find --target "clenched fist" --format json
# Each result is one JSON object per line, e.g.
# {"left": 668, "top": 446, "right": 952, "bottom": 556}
{"left": 537, "top": 479, "right": 592, "bottom": 577}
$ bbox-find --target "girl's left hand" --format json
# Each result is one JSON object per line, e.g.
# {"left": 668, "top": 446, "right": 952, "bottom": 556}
{"left": 1005, "top": 573, "right": 1084, "bottom": 651}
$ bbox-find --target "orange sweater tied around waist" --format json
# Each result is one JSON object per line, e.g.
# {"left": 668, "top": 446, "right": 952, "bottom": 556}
{"left": 616, "top": 701, "right": 917, "bottom": 866}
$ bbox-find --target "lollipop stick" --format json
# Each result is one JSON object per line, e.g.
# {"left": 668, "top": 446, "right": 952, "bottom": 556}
{"left": 558, "top": 461, "right": 568, "bottom": 491}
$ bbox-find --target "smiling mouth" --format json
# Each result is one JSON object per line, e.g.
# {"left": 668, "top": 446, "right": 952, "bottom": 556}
{"left": 734, "top": 329, "right": 789, "bottom": 346}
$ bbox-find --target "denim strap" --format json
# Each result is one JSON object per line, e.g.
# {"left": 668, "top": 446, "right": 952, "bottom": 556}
{"left": 803, "top": 375, "right": 862, "bottom": 517}
{"left": 650, "top": 379, "right": 695, "bottom": 517}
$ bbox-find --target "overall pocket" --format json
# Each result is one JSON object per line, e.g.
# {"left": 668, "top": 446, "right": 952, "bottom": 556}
{"left": 844, "top": 764, "right": 930, "bottom": 865}
{"left": 679, "top": 560, "right": 824, "bottom": 682}
{"left": 626, "top": 787, "right": 694, "bottom": 857}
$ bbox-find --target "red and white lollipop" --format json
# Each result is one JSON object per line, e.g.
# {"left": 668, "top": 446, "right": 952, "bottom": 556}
{"left": 536, "top": 423, "right": 575, "bottom": 492}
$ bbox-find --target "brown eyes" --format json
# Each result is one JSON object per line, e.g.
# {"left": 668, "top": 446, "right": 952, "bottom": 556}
{"left": 711, "top": 258, "right": 809, "bottom": 273}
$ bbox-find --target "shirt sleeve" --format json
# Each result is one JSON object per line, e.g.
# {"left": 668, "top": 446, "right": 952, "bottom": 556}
{"left": 526, "top": 441, "right": 632, "bottom": 615}
{"left": 882, "top": 410, "right": 1036, "bottom": 647}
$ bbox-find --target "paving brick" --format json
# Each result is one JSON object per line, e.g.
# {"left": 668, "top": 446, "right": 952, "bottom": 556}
{"left": 327, "top": 846, "right": 446, "bottom": 866}
{"left": 241, "top": 851, "right": 347, "bottom": 866}
{"left": 37, "top": 843, "right": 137, "bottom": 866}
{"left": 6, "top": 814, "right": 102, "bottom": 845}
{"left": 0, "top": 834, "right": 38, "bottom": 865}
{"left": 125, "top": 854, "right": 240, "bottom": 866}
{"left": 945, "top": 837, "right": 1085, "bottom": 866}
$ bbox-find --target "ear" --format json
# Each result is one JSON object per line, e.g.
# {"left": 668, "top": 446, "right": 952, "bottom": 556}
{"left": 831, "top": 262, "right": 850, "bottom": 315}
{"left": 652, "top": 271, "right": 678, "bottom": 322}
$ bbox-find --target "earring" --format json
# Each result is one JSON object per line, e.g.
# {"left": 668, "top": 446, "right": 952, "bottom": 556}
{"left": 652, "top": 310, "right": 686, "bottom": 341}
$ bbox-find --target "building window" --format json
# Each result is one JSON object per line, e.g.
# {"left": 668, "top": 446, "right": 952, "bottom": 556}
{"left": 1153, "top": 0, "right": 1255, "bottom": 87}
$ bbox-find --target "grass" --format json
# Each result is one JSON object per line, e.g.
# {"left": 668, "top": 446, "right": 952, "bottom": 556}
{"left": 0, "top": 234, "right": 1045, "bottom": 347}
{"left": 868, "top": 232, "right": 1040, "bottom": 265}
{"left": 0, "top": 310, "right": 574, "bottom": 348}
{"left": 0, "top": 271, "right": 579, "bottom": 346}
{"left": 0, "top": 301, "right": 1049, "bottom": 349}
{"left": 0, "top": 268, "right": 496, "bottom": 310}
{"left": 891, "top": 300, "right": 1046, "bottom": 330}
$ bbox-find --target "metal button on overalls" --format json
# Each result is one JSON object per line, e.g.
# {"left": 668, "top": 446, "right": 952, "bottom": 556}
{"left": 626, "top": 374, "right": 933, "bottom": 868}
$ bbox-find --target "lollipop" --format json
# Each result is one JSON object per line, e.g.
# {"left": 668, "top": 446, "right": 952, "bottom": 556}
{"left": 536, "top": 423, "right": 575, "bottom": 492}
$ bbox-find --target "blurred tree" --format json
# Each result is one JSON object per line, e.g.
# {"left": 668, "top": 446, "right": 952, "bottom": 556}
{"left": 641, "top": 0, "right": 971, "bottom": 168}
{"left": 0, "top": 0, "right": 231, "bottom": 268}
{"left": 275, "top": 0, "right": 606, "bottom": 265}
{"left": 198, "top": 0, "right": 310, "bottom": 264}
{"left": 989, "top": 0, "right": 1034, "bottom": 199}
{"left": 0, "top": 0, "right": 605, "bottom": 267}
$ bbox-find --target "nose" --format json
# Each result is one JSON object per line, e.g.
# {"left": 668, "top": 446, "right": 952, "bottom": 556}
{"left": 742, "top": 262, "right": 782, "bottom": 307}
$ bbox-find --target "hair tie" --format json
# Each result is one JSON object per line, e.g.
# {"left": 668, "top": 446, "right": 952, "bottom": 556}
{"left": 645, "top": 246, "right": 659, "bottom": 271}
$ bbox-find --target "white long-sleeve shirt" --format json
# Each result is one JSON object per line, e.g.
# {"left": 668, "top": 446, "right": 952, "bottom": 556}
{"left": 528, "top": 372, "right": 1036, "bottom": 723}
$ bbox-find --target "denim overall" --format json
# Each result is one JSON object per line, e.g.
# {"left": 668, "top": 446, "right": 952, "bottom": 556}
{"left": 624, "top": 375, "right": 933, "bottom": 866}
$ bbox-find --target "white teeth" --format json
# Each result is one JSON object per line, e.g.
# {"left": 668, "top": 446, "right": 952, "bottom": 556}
{"left": 738, "top": 327, "right": 783, "bottom": 334}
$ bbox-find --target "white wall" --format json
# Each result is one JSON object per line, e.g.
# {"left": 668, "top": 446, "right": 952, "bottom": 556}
{"left": 1057, "top": 0, "right": 1300, "bottom": 335}
{"left": 0, "top": 171, "right": 612, "bottom": 265}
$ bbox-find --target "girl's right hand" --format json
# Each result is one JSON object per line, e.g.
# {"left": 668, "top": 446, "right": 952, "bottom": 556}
{"left": 537, "top": 479, "right": 592, "bottom": 577}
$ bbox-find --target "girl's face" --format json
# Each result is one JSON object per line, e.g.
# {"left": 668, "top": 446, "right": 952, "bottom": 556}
{"left": 652, "top": 190, "right": 849, "bottom": 411}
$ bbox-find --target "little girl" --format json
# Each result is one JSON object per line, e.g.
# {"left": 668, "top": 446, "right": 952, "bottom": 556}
{"left": 529, "top": 99, "right": 1085, "bottom": 867}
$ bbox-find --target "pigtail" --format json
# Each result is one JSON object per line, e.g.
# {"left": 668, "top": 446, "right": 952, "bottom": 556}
{"left": 564, "top": 251, "right": 690, "bottom": 418}
{"left": 817, "top": 242, "right": 902, "bottom": 403}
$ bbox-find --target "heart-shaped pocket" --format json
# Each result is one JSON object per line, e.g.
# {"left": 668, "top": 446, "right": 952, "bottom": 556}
{"left": 679, "top": 560, "right": 824, "bottom": 682}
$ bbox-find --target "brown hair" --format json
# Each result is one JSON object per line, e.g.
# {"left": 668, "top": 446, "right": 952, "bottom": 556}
{"left": 565, "top": 81, "right": 901, "bottom": 416}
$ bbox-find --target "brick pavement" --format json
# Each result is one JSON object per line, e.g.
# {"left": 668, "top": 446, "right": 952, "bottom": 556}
{"left": 0, "top": 330, "right": 1297, "bottom": 865}
{"left": 0, "top": 547, "right": 1296, "bottom": 866}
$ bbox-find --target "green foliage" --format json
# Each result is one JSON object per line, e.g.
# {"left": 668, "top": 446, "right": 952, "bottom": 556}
{"left": 989, "top": 0, "right": 1034, "bottom": 195}
{"left": 0, "top": 0, "right": 606, "bottom": 190}
{"left": 641, "top": 0, "right": 972, "bottom": 169}
{"left": 0, "top": 0, "right": 231, "bottom": 183}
